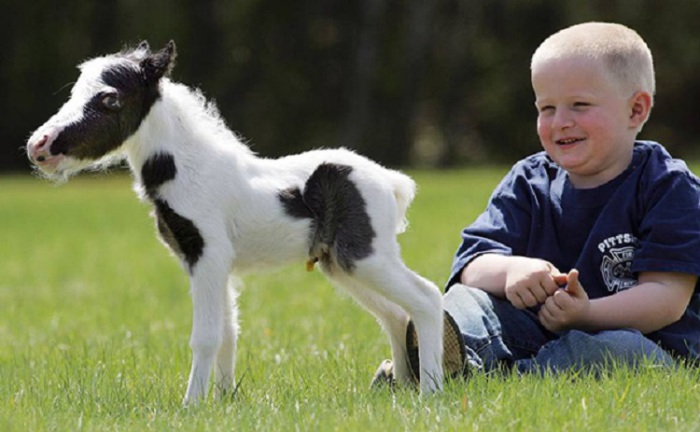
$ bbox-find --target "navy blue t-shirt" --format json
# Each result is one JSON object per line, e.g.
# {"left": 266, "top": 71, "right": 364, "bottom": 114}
{"left": 449, "top": 141, "right": 700, "bottom": 360}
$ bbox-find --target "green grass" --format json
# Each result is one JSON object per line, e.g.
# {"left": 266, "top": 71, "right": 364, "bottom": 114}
{"left": 1, "top": 169, "right": 699, "bottom": 431}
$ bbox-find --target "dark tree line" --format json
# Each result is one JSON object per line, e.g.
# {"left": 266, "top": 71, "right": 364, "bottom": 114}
{"left": 1, "top": 0, "right": 699, "bottom": 172}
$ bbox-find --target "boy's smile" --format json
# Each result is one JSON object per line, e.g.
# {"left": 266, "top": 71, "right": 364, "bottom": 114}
{"left": 531, "top": 55, "right": 650, "bottom": 189}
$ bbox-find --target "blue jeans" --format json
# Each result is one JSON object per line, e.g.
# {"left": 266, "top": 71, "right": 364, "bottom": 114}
{"left": 444, "top": 284, "right": 676, "bottom": 374}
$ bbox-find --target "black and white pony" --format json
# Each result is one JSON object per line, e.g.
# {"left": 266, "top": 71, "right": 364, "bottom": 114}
{"left": 26, "top": 41, "right": 444, "bottom": 403}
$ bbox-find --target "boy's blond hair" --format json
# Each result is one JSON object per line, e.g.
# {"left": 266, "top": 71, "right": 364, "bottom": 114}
{"left": 531, "top": 22, "right": 655, "bottom": 104}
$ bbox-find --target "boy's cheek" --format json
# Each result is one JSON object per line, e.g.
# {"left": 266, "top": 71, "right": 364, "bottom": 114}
{"left": 536, "top": 124, "right": 551, "bottom": 143}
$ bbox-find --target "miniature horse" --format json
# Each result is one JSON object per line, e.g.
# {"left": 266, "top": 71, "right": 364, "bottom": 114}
{"left": 26, "top": 41, "right": 444, "bottom": 403}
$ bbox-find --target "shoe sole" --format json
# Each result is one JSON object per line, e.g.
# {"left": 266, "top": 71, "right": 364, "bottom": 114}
{"left": 406, "top": 310, "right": 467, "bottom": 382}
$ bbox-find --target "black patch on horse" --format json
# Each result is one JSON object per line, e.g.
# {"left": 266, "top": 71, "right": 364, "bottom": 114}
{"left": 102, "top": 63, "right": 161, "bottom": 122}
{"left": 141, "top": 153, "right": 177, "bottom": 199}
{"left": 153, "top": 198, "right": 204, "bottom": 271}
{"left": 140, "top": 154, "right": 201, "bottom": 271}
{"left": 278, "top": 187, "right": 313, "bottom": 219}
{"left": 51, "top": 62, "right": 161, "bottom": 160}
{"left": 279, "top": 163, "right": 375, "bottom": 272}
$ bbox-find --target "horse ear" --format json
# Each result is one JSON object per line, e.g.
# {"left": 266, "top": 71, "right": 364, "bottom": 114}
{"left": 141, "top": 40, "right": 177, "bottom": 84}
{"left": 137, "top": 40, "right": 151, "bottom": 53}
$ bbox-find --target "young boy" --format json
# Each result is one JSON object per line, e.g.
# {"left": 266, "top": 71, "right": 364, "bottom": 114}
{"left": 374, "top": 22, "right": 700, "bottom": 384}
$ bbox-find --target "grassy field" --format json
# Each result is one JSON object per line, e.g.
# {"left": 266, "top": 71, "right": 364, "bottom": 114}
{"left": 1, "top": 169, "right": 699, "bottom": 431}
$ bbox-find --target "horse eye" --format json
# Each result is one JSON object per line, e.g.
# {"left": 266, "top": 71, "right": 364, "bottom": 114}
{"left": 101, "top": 93, "right": 121, "bottom": 110}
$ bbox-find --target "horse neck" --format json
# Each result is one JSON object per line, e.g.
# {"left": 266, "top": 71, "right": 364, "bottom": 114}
{"left": 124, "top": 81, "right": 256, "bottom": 172}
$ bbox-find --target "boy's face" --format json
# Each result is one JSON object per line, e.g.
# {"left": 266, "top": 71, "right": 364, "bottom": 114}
{"left": 532, "top": 55, "right": 646, "bottom": 188}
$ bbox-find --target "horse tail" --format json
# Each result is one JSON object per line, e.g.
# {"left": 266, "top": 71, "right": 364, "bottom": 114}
{"left": 388, "top": 170, "right": 416, "bottom": 234}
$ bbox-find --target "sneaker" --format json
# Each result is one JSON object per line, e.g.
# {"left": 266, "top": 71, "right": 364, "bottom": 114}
{"left": 370, "top": 311, "right": 467, "bottom": 388}
{"left": 406, "top": 310, "right": 468, "bottom": 382}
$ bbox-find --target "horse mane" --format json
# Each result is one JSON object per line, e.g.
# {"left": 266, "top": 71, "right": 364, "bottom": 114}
{"left": 158, "top": 79, "right": 254, "bottom": 155}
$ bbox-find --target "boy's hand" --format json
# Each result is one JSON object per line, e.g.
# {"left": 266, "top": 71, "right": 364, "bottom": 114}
{"left": 503, "top": 258, "right": 564, "bottom": 309}
{"left": 538, "top": 269, "right": 590, "bottom": 332}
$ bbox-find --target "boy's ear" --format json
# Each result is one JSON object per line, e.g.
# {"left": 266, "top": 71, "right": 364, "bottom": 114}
{"left": 629, "top": 91, "right": 653, "bottom": 130}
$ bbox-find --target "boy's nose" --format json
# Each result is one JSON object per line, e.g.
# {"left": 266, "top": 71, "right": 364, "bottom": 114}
{"left": 552, "top": 110, "right": 574, "bottom": 129}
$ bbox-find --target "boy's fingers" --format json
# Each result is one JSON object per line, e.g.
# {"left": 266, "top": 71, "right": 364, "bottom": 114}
{"left": 549, "top": 275, "right": 568, "bottom": 296}
{"left": 518, "top": 290, "right": 538, "bottom": 308}
{"left": 553, "top": 274, "right": 568, "bottom": 287}
{"left": 537, "top": 308, "right": 550, "bottom": 328}
{"left": 569, "top": 268, "right": 580, "bottom": 281}
{"left": 565, "top": 269, "right": 585, "bottom": 296}
{"left": 505, "top": 291, "right": 524, "bottom": 309}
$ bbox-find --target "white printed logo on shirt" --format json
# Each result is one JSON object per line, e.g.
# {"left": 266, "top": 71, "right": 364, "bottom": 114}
{"left": 598, "top": 234, "right": 638, "bottom": 293}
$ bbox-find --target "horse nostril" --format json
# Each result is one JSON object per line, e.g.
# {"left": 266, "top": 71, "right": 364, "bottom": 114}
{"left": 36, "top": 135, "right": 48, "bottom": 149}
{"left": 30, "top": 134, "right": 52, "bottom": 163}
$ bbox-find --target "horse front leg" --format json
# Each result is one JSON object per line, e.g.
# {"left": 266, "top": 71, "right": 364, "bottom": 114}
{"left": 182, "top": 251, "right": 232, "bottom": 405}
{"left": 215, "top": 276, "right": 240, "bottom": 399}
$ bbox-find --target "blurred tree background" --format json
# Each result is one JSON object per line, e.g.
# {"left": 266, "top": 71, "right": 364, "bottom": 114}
{"left": 1, "top": 0, "right": 699, "bottom": 172}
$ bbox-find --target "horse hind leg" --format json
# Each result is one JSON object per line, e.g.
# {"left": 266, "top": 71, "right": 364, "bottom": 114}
{"left": 299, "top": 162, "right": 443, "bottom": 392}
{"left": 332, "top": 256, "right": 445, "bottom": 394}
{"left": 329, "top": 273, "right": 414, "bottom": 386}
{"left": 400, "top": 272, "right": 445, "bottom": 393}
{"left": 374, "top": 263, "right": 444, "bottom": 394}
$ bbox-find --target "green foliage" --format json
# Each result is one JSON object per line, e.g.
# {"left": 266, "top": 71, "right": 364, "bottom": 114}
{"left": 1, "top": 171, "right": 699, "bottom": 431}
{"left": 3, "top": 1, "right": 700, "bottom": 171}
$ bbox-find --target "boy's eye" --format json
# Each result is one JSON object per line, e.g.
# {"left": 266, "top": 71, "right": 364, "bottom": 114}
{"left": 538, "top": 105, "right": 554, "bottom": 114}
{"left": 572, "top": 102, "right": 590, "bottom": 109}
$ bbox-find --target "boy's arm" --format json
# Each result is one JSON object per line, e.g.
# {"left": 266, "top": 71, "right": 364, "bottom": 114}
{"left": 539, "top": 270, "right": 696, "bottom": 333}
{"left": 461, "top": 253, "right": 564, "bottom": 309}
